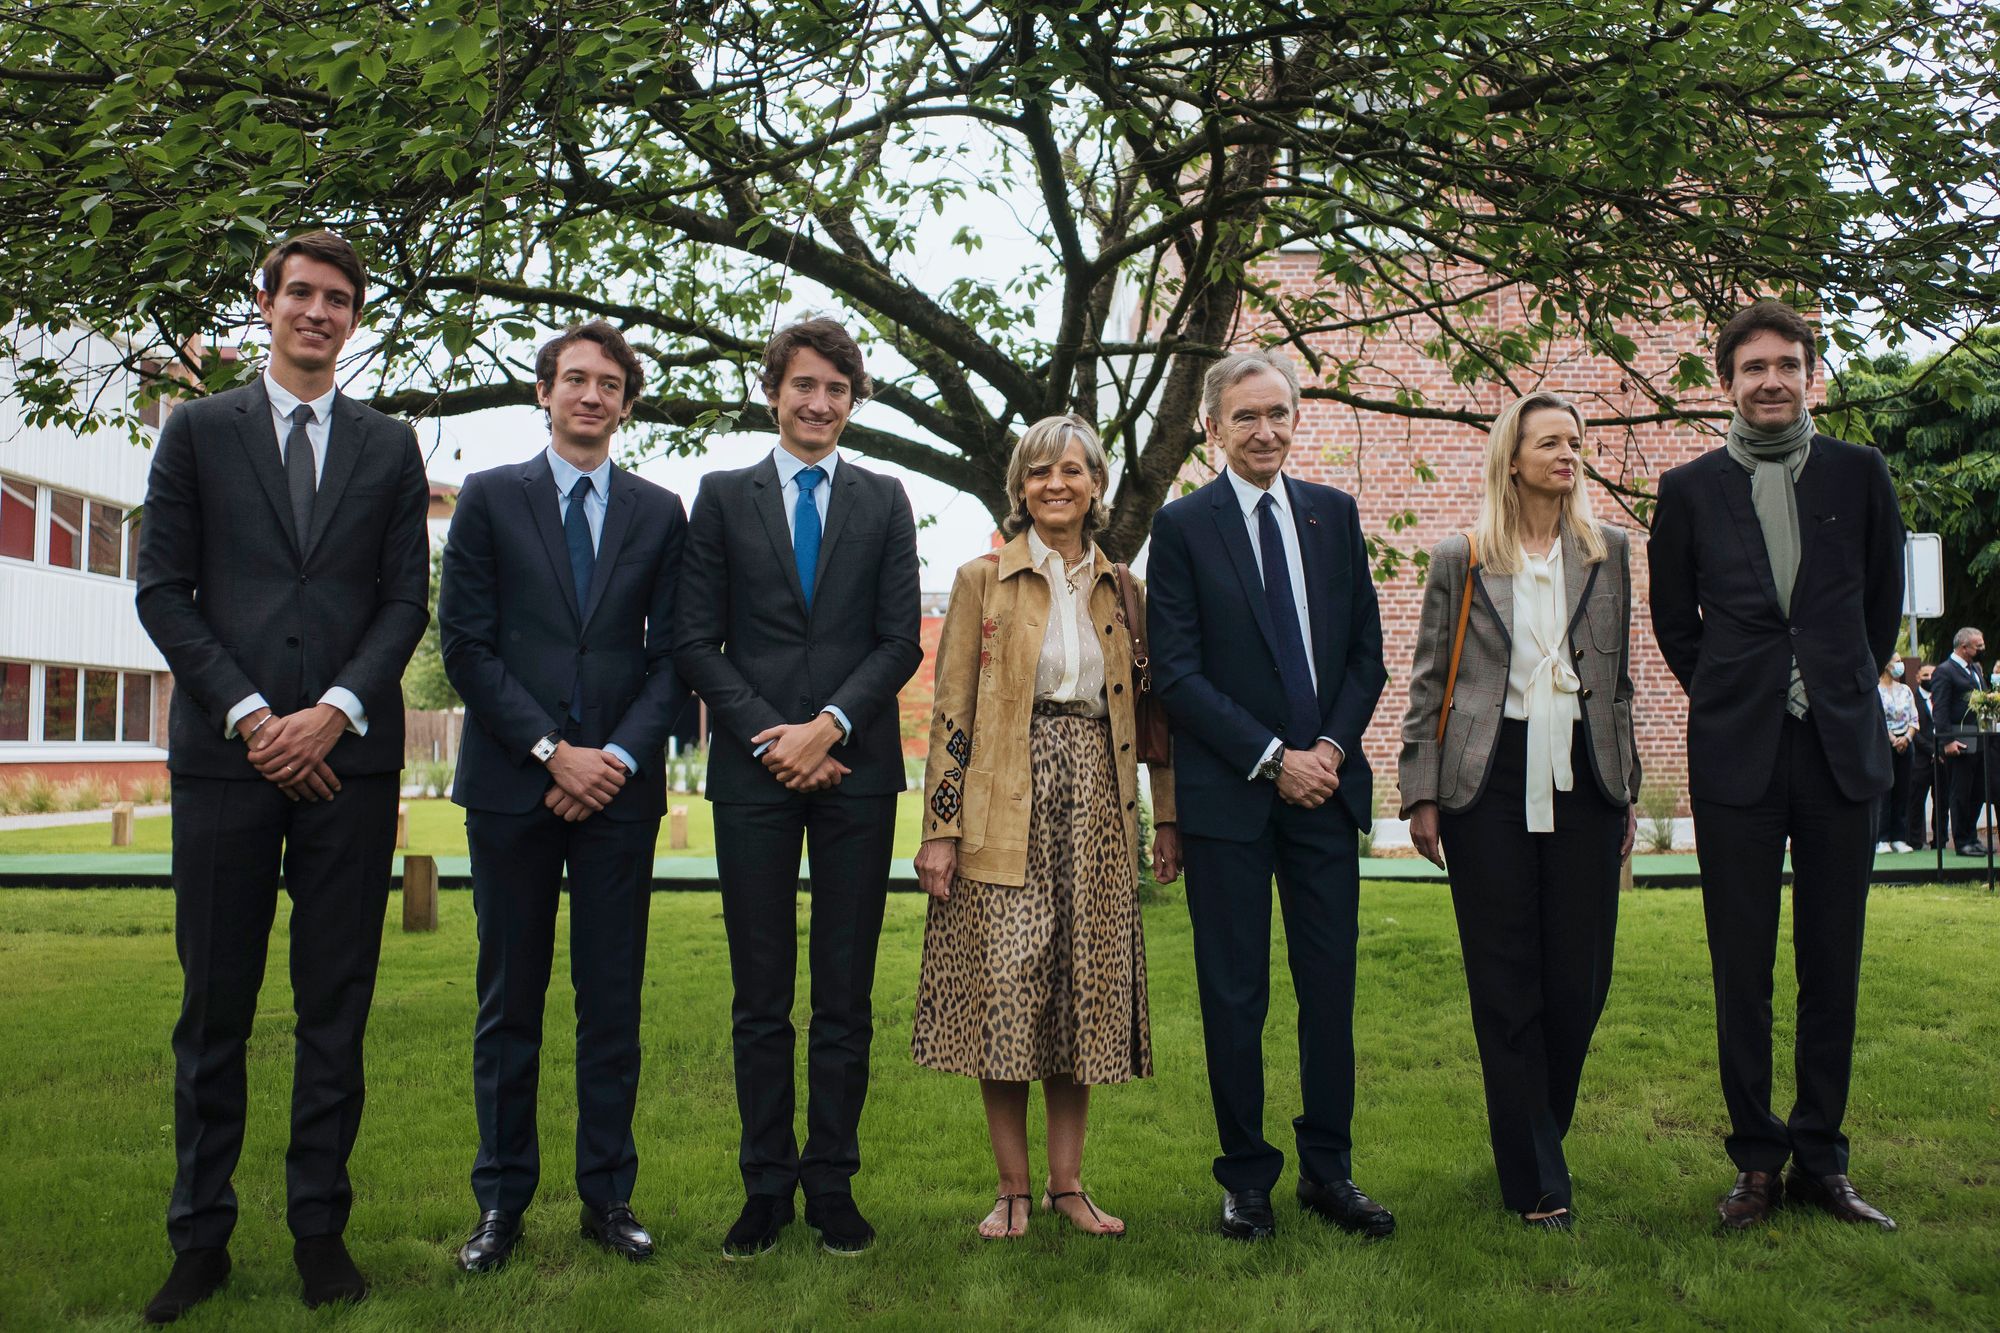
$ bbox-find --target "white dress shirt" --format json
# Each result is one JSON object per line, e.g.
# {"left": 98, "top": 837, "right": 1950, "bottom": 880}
{"left": 544, "top": 447, "right": 634, "bottom": 775}
{"left": 1505, "top": 543, "right": 1581, "bottom": 832}
{"left": 1224, "top": 466, "right": 1340, "bottom": 776}
{"left": 223, "top": 371, "right": 365, "bottom": 740}
{"left": 759, "top": 445, "right": 851, "bottom": 745}
{"left": 1025, "top": 527, "right": 1108, "bottom": 716}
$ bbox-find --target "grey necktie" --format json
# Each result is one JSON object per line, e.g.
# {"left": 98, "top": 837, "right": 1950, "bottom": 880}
{"left": 285, "top": 403, "right": 317, "bottom": 543}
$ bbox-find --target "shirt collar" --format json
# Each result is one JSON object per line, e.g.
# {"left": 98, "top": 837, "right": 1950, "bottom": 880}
{"left": 1225, "top": 464, "right": 1288, "bottom": 518}
{"left": 773, "top": 444, "right": 839, "bottom": 488}
{"left": 263, "top": 369, "right": 336, "bottom": 426}
{"left": 545, "top": 445, "right": 613, "bottom": 497}
{"left": 1025, "top": 525, "right": 1093, "bottom": 577}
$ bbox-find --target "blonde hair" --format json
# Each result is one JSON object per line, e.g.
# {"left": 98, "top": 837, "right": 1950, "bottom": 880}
{"left": 1472, "top": 392, "right": 1607, "bottom": 576}
{"left": 1001, "top": 414, "right": 1111, "bottom": 537}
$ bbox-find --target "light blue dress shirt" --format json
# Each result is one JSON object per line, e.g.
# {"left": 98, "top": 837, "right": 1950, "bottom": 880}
{"left": 545, "top": 446, "right": 636, "bottom": 776}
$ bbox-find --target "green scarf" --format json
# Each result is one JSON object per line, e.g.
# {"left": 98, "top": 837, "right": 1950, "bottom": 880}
{"left": 1723, "top": 408, "right": 1814, "bottom": 616}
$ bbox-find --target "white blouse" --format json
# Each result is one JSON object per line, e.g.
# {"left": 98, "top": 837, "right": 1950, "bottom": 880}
{"left": 1506, "top": 544, "right": 1581, "bottom": 832}
{"left": 1026, "top": 528, "right": 1108, "bottom": 717}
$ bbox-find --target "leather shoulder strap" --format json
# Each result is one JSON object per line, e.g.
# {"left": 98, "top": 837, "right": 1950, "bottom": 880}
{"left": 1113, "top": 563, "right": 1151, "bottom": 688}
{"left": 1436, "top": 534, "right": 1480, "bottom": 743}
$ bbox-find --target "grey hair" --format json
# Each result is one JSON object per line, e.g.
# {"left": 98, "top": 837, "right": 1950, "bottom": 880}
{"left": 1002, "top": 413, "right": 1112, "bottom": 537}
{"left": 1201, "top": 349, "right": 1301, "bottom": 426}
{"left": 1954, "top": 626, "right": 1983, "bottom": 650}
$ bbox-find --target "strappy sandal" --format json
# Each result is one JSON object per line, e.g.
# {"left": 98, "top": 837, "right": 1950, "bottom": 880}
{"left": 1519, "top": 1207, "right": 1573, "bottom": 1231}
{"left": 979, "top": 1193, "right": 1030, "bottom": 1240}
{"left": 1042, "top": 1188, "right": 1124, "bottom": 1237}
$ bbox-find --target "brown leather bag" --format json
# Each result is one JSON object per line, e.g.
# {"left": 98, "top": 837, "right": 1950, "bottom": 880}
{"left": 1113, "top": 562, "right": 1172, "bottom": 766}
{"left": 1436, "top": 532, "right": 1481, "bottom": 742}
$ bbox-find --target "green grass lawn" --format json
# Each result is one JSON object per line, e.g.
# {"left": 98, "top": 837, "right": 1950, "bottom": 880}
{"left": 0, "top": 883, "right": 1994, "bottom": 1330}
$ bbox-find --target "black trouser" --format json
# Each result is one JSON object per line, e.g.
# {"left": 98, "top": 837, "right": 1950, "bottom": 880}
{"left": 1877, "top": 743, "right": 1911, "bottom": 844}
{"left": 166, "top": 771, "right": 398, "bottom": 1252}
{"left": 1438, "top": 720, "right": 1623, "bottom": 1214}
{"left": 713, "top": 791, "right": 896, "bottom": 1200}
{"left": 1693, "top": 712, "right": 1873, "bottom": 1177}
{"left": 1907, "top": 747, "right": 1940, "bottom": 848}
{"left": 1182, "top": 799, "right": 1360, "bottom": 1194}
{"left": 467, "top": 805, "right": 659, "bottom": 1215}
{"left": 1947, "top": 750, "right": 1986, "bottom": 848}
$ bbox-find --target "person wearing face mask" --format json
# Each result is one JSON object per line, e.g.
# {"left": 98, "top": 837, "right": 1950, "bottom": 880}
{"left": 1398, "top": 391, "right": 1639, "bottom": 1231}
{"left": 1930, "top": 627, "right": 1990, "bottom": 856}
{"left": 1907, "top": 663, "right": 1939, "bottom": 850}
{"left": 1876, "top": 660, "right": 1918, "bottom": 854}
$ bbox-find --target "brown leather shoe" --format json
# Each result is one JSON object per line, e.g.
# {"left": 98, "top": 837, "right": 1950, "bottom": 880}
{"left": 1786, "top": 1170, "right": 1897, "bottom": 1230}
{"left": 1716, "top": 1170, "right": 1782, "bottom": 1229}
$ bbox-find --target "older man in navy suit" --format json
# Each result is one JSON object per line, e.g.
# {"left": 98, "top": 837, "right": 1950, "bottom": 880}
{"left": 1147, "top": 350, "right": 1391, "bottom": 1242}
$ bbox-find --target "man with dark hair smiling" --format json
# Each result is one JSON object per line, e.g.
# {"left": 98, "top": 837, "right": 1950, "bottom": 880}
{"left": 440, "top": 320, "right": 689, "bottom": 1273}
{"left": 1651, "top": 298, "right": 1904, "bottom": 1233}
{"left": 675, "top": 316, "right": 921, "bottom": 1259}
{"left": 135, "top": 229, "right": 430, "bottom": 1321}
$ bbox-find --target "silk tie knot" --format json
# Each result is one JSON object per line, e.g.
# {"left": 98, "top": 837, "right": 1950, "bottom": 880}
{"left": 797, "top": 465, "right": 825, "bottom": 494}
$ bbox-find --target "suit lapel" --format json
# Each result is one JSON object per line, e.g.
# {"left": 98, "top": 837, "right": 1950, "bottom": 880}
{"left": 1714, "top": 459, "right": 1786, "bottom": 619}
{"left": 522, "top": 455, "right": 582, "bottom": 624}
{"left": 750, "top": 454, "right": 810, "bottom": 616}
{"left": 1474, "top": 563, "right": 1514, "bottom": 651}
{"left": 232, "top": 381, "right": 302, "bottom": 556}
{"left": 581, "top": 466, "right": 635, "bottom": 628}
{"left": 1285, "top": 476, "right": 1331, "bottom": 693}
{"left": 1559, "top": 524, "right": 1596, "bottom": 641}
{"left": 810, "top": 460, "right": 861, "bottom": 616}
{"left": 302, "top": 395, "right": 366, "bottom": 561}
{"left": 1208, "top": 475, "right": 1283, "bottom": 663}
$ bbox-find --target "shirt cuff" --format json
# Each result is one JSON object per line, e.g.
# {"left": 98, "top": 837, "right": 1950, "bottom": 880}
{"left": 752, "top": 739, "right": 773, "bottom": 758}
{"left": 604, "top": 743, "right": 637, "bottom": 775}
{"left": 225, "top": 694, "right": 269, "bottom": 739}
{"left": 1247, "top": 737, "right": 1283, "bottom": 780}
{"left": 1317, "top": 737, "right": 1345, "bottom": 767}
{"left": 319, "top": 687, "right": 368, "bottom": 737}
{"left": 821, "top": 706, "right": 853, "bottom": 743}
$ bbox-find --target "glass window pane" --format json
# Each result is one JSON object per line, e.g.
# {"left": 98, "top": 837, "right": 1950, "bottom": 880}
{"left": 43, "top": 666, "right": 78, "bottom": 741}
{"left": 89, "top": 503, "right": 123, "bottom": 576}
{"left": 0, "top": 475, "right": 32, "bottom": 562}
{"left": 122, "top": 672, "right": 153, "bottom": 744}
{"left": 83, "top": 669, "right": 118, "bottom": 741}
{"left": 0, "top": 661, "right": 28, "bottom": 741}
{"left": 126, "top": 511, "right": 141, "bottom": 582}
{"left": 47, "top": 491, "right": 83, "bottom": 570}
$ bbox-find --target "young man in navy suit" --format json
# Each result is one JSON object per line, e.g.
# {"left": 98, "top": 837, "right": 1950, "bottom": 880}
{"left": 1146, "top": 350, "right": 1392, "bottom": 1242}
{"left": 440, "top": 321, "right": 689, "bottom": 1272}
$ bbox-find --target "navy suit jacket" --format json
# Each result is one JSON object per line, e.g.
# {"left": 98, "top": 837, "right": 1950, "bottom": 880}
{"left": 440, "top": 453, "right": 689, "bottom": 821}
{"left": 1147, "top": 472, "right": 1386, "bottom": 839}
{"left": 1930, "top": 654, "right": 1983, "bottom": 739}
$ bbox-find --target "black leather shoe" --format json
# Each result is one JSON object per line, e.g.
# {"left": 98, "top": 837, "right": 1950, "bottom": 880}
{"left": 1298, "top": 1178, "right": 1396, "bottom": 1239}
{"left": 1221, "top": 1189, "right": 1276, "bottom": 1240}
{"left": 1957, "top": 843, "right": 1991, "bottom": 857}
{"left": 722, "top": 1193, "right": 795, "bottom": 1260}
{"left": 581, "top": 1200, "right": 655, "bottom": 1260}
{"left": 805, "top": 1192, "right": 875, "bottom": 1255}
{"left": 294, "top": 1234, "right": 368, "bottom": 1310}
{"left": 142, "top": 1247, "right": 230, "bottom": 1324}
{"left": 1716, "top": 1170, "right": 1782, "bottom": 1230}
{"left": 457, "top": 1210, "right": 523, "bottom": 1273}
{"left": 1786, "top": 1169, "right": 1897, "bottom": 1230}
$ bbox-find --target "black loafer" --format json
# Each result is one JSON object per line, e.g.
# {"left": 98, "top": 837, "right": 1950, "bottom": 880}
{"left": 805, "top": 1192, "right": 875, "bottom": 1255}
{"left": 1221, "top": 1188, "right": 1276, "bottom": 1240}
{"left": 142, "top": 1247, "right": 230, "bottom": 1324}
{"left": 294, "top": 1234, "right": 368, "bottom": 1309}
{"left": 582, "top": 1200, "right": 655, "bottom": 1260}
{"left": 1298, "top": 1178, "right": 1396, "bottom": 1239}
{"left": 722, "top": 1193, "right": 795, "bottom": 1260}
{"left": 457, "top": 1210, "right": 523, "bottom": 1273}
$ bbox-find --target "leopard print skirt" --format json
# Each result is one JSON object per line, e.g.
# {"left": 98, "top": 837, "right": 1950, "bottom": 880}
{"left": 911, "top": 712, "right": 1152, "bottom": 1084}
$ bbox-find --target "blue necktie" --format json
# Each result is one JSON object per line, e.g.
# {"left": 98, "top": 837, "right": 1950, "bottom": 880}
{"left": 1256, "top": 492, "right": 1320, "bottom": 747}
{"left": 794, "top": 465, "right": 825, "bottom": 610}
{"left": 565, "top": 474, "right": 595, "bottom": 721}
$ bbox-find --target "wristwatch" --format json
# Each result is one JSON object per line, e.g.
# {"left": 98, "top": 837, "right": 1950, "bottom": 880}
{"left": 531, "top": 731, "right": 560, "bottom": 764}
{"left": 1256, "top": 750, "right": 1285, "bottom": 782}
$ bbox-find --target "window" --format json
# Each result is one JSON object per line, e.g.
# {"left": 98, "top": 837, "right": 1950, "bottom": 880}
{"left": 126, "top": 511, "right": 141, "bottom": 581}
{"left": 89, "top": 503, "right": 123, "bottom": 576}
{"left": 43, "top": 665, "right": 78, "bottom": 741}
{"left": 46, "top": 491, "right": 83, "bottom": 570}
{"left": 0, "top": 661, "right": 27, "bottom": 741}
{"left": 0, "top": 475, "right": 32, "bottom": 561}
{"left": 122, "top": 671, "right": 154, "bottom": 744}
{"left": 83, "top": 669, "right": 118, "bottom": 741}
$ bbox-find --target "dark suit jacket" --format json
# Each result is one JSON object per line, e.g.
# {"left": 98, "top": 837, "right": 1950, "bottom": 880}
{"left": 1930, "top": 655, "right": 1982, "bottom": 741}
{"left": 1649, "top": 435, "right": 1903, "bottom": 807}
{"left": 439, "top": 454, "right": 689, "bottom": 821}
{"left": 673, "top": 451, "right": 922, "bottom": 804}
{"left": 1911, "top": 684, "right": 1936, "bottom": 764}
{"left": 135, "top": 380, "right": 430, "bottom": 778}
{"left": 1147, "top": 472, "right": 1386, "bottom": 838}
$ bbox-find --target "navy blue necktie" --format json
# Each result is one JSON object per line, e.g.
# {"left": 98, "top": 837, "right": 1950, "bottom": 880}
{"left": 565, "top": 474, "right": 595, "bottom": 721}
{"left": 1256, "top": 491, "right": 1320, "bottom": 747}
{"left": 794, "top": 465, "right": 825, "bottom": 610}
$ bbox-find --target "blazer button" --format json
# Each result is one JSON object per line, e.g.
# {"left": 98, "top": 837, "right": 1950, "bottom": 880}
{"left": 1573, "top": 647, "right": 1584, "bottom": 661}
{"left": 798, "top": 696, "right": 811, "bottom": 709}
{"left": 1790, "top": 627, "right": 1801, "bottom": 636}
{"left": 1112, "top": 682, "right": 1124, "bottom": 694}
{"left": 578, "top": 644, "right": 589, "bottom": 655}
{"left": 298, "top": 575, "right": 309, "bottom": 585}
{"left": 1125, "top": 800, "right": 1135, "bottom": 811}
{"left": 286, "top": 636, "right": 299, "bottom": 647}
{"left": 1581, "top": 688, "right": 1593, "bottom": 700}
{"left": 1104, "top": 624, "right": 1115, "bottom": 635}
{"left": 1120, "top": 742, "right": 1130, "bottom": 752}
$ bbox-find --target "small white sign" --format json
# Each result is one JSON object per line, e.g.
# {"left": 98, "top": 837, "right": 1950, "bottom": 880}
{"left": 1903, "top": 532, "right": 1944, "bottom": 618}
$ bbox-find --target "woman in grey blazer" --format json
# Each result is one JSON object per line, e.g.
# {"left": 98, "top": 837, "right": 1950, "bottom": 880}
{"left": 1398, "top": 391, "right": 1639, "bottom": 1231}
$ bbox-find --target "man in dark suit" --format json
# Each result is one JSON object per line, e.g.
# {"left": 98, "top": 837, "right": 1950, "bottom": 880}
{"left": 1930, "top": 627, "right": 1989, "bottom": 854}
{"left": 1146, "top": 350, "right": 1392, "bottom": 1242}
{"left": 1650, "top": 299, "right": 1903, "bottom": 1232}
{"left": 438, "top": 321, "right": 689, "bottom": 1273}
{"left": 1907, "top": 661, "right": 1939, "bottom": 850}
{"left": 134, "top": 231, "right": 430, "bottom": 1322}
{"left": 674, "top": 318, "right": 921, "bottom": 1259}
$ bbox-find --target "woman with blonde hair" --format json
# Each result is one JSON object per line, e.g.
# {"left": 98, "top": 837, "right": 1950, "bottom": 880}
{"left": 912, "top": 413, "right": 1179, "bottom": 1240}
{"left": 1398, "top": 390, "right": 1639, "bottom": 1230}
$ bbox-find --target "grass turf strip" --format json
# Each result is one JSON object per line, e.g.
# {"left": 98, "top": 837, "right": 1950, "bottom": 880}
{"left": 0, "top": 884, "right": 1993, "bottom": 1330}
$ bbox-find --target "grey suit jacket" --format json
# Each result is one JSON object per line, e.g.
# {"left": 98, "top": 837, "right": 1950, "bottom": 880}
{"left": 1398, "top": 522, "right": 1640, "bottom": 814}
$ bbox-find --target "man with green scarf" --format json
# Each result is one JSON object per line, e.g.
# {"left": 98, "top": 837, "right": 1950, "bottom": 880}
{"left": 1650, "top": 300, "right": 1904, "bottom": 1234}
